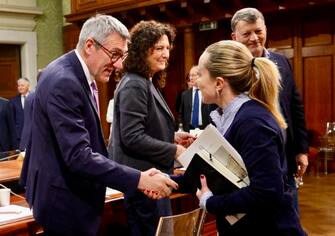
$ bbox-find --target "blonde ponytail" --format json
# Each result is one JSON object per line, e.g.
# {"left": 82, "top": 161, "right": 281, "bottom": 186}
{"left": 249, "top": 58, "right": 287, "bottom": 129}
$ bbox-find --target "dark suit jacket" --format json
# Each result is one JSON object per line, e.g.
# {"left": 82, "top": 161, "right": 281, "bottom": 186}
{"left": 19, "top": 92, "right": 35, "bottom": 187}
{"left": 22, "top": 51, "right": 140, "bottom": 236}
{"left": 111, "top": 72, "right": 176, "bottom": 174}
{"left": 206, "top": 100, "right": 306, "bottom": 236}
{"left": 0, "top": 97, "right": 18, "bottom": 152}
{"left": 179, "top": 88, "right": 215, "bottom": 132}
{"left": 268, "top": 51, "right": 308, "bottom": 174}
{"left": 10, "top": 95, "right": 24, "bottom": 144}
{"left": 19, "top": 91, "right": 35, "bottom": 151}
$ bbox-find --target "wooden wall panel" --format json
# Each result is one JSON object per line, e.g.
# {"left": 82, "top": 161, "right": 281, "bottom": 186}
{"left": 303, "top": 17, "right": 333, "bottom": 47}
{"left": 303, "top": 56, "right": 333, "bottom": 134}
{"left": 194, "top": 20, "right": 230, "bottom": 64}
{"left": 0, "top": 44, "right": 21, "bottom": 99}
{"left": 63, "top": 24, "right": 81, "bottom": 53}
{"left": 64, "top": 3, "right": 335, "bottom": 140}
{"left": 74, "top": 0, "right": 99, "bottom": 13}
{"left": 267, "top": 13, "right": 294, "bottom": 49}
{"left": 162, "top": 31, "right": 184, "bottom": 119}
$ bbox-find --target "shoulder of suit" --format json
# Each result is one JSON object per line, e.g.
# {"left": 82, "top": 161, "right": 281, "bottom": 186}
{"left": 122, "top": 72, "right": 150, "bottom": 89}
{"left": 0, "top": 97, "right": 9, "bottom": 103}
{"left": 268, "top": 51, "right": 288, "bottom": 63}
{"left": 237, "top": 100, "right": 268, "bottom": 117}
{"left": 9, "top": 95, "right": 20, "bottom": 102}
{"left": 181, "top": 88, "right": 192, "bottom": 96}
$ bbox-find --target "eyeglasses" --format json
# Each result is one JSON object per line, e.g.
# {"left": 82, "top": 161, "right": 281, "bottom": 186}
{"left": 92, "top": 38, "right": 128, "bottom": 63}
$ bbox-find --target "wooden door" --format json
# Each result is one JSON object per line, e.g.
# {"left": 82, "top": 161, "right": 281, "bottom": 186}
{"left": 0, "top": 44, "right": 21, "bottom": 99}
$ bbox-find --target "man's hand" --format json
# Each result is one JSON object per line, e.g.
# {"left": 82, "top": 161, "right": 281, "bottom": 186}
{"left": 175, "top": 144, "right": 186, "bottom": 159}
{"left": 295, "top": 153, "right": 308, "bottom": 178}
{"left": 138, "top": 168, "right": 178, "bottom": 199}
{"left": 174, "top": 132, "right": 196, "bottom": 148}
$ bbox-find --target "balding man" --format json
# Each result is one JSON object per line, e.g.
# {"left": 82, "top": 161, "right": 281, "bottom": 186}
{"left": 10, "top": 77, "right": 30, "bottom": 145}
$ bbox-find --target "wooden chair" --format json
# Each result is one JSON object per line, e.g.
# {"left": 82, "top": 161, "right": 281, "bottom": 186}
{"left": 155, "top": 208, "right": 206, "bottom": 236}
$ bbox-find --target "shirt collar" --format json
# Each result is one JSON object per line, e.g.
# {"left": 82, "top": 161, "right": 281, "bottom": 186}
{"left": 75, "top": 49, "right": 94, "bottom": 87}
{"left": 21, "top": 92, "right": 29, "bottom": 97}
{"left": 263, "top": 48, "right": 270, "bottom": 58}
{"left": 210, "top": 93, "right": 250, "bottom": 135}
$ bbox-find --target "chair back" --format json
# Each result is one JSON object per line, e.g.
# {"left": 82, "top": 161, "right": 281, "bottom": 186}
{"left": 155, "top": 208, "right": 206, "bottom": 236}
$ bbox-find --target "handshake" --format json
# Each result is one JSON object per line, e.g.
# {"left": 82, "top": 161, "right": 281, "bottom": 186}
{"left": 138, "top": 168, "right": 178, "bottom": 200}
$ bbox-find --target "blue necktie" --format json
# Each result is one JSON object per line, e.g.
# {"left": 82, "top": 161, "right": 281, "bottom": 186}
{"left": 191, "top": 89, "right": 199, "bottom": 128}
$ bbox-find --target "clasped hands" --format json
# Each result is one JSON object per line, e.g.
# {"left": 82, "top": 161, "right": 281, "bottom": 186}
{"left": 138, "top": 168, "right": 178, "bottom": 200}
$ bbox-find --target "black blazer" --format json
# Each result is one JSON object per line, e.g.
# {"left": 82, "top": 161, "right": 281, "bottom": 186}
{"left": 268, "top": 51, "right": 308, "bottom": 174}
{"left": 10, "top": 95, "right": 24, "bottom": 144}
{"left": 180, "top": 88, "right": 214, "bottom": 132}
{"left": 0, "top": 97, "right": 18, "bottom": 152}
{"left": 207, "top": 100, "right": 306, "bottom": 236}
{"left": 22, "top": 51, "right": 140, "bottom": 236}
{"left": 111, "top": 72, "right": 177, "bottom": 174}
{"left": 19, "top": 91, "right": 35, "bottom": 151}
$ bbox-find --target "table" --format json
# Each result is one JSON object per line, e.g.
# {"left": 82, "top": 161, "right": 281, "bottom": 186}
{"left": 0, "top": 161, "right": 207, "bottom": 235}
{"left": 0, "top": 192, "right": 197, "bottom": 236}
{"left": 0, "top": 160, "right": 22, "bottom": 184}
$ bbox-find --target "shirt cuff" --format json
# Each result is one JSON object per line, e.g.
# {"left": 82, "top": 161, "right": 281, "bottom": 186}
{"left": 199, "top": 191, "right": 213, "bottom": 211}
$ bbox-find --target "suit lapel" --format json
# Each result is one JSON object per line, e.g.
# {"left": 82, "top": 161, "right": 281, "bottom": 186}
{"left": 186, "top": 89, "right": 192, "bottom": 108}
{"left": 150, "top": 82, "right": 175, "bottom": 121}
{"left": 69, "top": 51, "right": 100, "bottom": 120}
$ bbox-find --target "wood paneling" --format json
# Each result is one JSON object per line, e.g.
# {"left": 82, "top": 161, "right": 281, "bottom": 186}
{"left": 0, "top": 44, "right": 21, "bottom": 99}
{"left": 162, "top": 31, "right": 185, "bottom": 119}
{"left": 64, "top": 1, "right": 335, "bottom": 140}
{"left": 304, "top": 56, "right": 333, "bottom": 133}
{"left": 303, "top": 16, "right": 333, "bottom": 47}
{"left": 267, "top": 13, "right": 294, "bottom": 49}
{"left": 63, "top": 24, "right": 81, "bottom": 53}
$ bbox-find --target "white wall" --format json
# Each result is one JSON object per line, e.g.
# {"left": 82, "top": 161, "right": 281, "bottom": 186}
{"left": 0, "top": 1, "right": 42, "bottom": 89}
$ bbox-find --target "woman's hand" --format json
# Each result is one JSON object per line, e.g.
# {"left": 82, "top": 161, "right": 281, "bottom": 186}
{"left": 174, "top": 132, "right": 196, "bottom": 148}
{"left": 196, "top": 175, "right": 213, "bottom": 210}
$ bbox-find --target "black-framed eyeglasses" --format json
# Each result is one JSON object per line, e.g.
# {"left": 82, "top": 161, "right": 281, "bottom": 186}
{"left": 92, "top": 38, "right": 128, "bottom": 63}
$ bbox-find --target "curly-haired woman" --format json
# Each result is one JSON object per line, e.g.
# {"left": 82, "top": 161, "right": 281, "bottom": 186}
{"left": 110, "top": 20, "right": 194, "bottom": 236}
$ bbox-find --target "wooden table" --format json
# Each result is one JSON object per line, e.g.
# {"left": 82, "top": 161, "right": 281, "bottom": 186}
{"left": 0, "top": 160, "right": 23, "bottom": 184}
{"left": 0, "top": 162, "right": 212, "bottom": 235}
{"left": 0, "top": 191, "right": 198, "bottom": 236}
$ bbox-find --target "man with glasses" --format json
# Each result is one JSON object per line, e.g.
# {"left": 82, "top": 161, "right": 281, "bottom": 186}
{"left": 22, "top": 14, "right": 178, "bottom": 236}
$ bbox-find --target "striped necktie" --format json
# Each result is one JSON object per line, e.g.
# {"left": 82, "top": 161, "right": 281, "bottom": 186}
{"left": 90, "top": 81, "right": 100, "bottom": 116}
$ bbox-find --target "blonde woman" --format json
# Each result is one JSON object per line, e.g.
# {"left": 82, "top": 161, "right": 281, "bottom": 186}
{"left": 196, "top": 40, "right": 306, "bottom": 236}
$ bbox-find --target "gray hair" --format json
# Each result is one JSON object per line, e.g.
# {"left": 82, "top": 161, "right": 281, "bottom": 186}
{"left": 18, "top": 77, "right": 30, "bottom": 83}
{"left": 76, "top": 14, "right": 129, "bottom": 50}
{"left": 231, "top": 8, "right": 265, "bottom": 32}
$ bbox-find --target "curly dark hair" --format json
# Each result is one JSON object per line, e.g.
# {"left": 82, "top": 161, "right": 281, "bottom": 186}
{"left": 124, "top": 20, "right": 176, "bottom": 87}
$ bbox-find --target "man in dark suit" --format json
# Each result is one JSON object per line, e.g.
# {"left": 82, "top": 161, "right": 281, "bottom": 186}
{"left": 0, "top": 97, "right": 18, "bottom": 153}
{"left": 231, "top": 7, "right": 309, "bottom": 212}
{"left": 19, "top": 91, "right": 34, "bottom": 151}
{"left": 22, "top": 14, "right": 177, "bottom": 236}
{"left": 10, "top": 77, "right": 30, "bottom": 146}
{"left": 180, "top": 65, "right": 214, "bottom": 132}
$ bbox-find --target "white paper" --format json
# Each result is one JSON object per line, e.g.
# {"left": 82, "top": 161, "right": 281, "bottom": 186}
{"left": 0, "top": 205, "right": 32, "bottom": 225}
{"left": 179, "top": 124, "right": 249, "bottom": 225}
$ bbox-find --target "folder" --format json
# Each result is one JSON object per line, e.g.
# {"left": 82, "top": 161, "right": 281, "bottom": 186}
{"left": 183, "top": 153, "right": 238, "bottom": 195}
{"left": 178, "top": 125, "right": 250, "bottom": 225}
